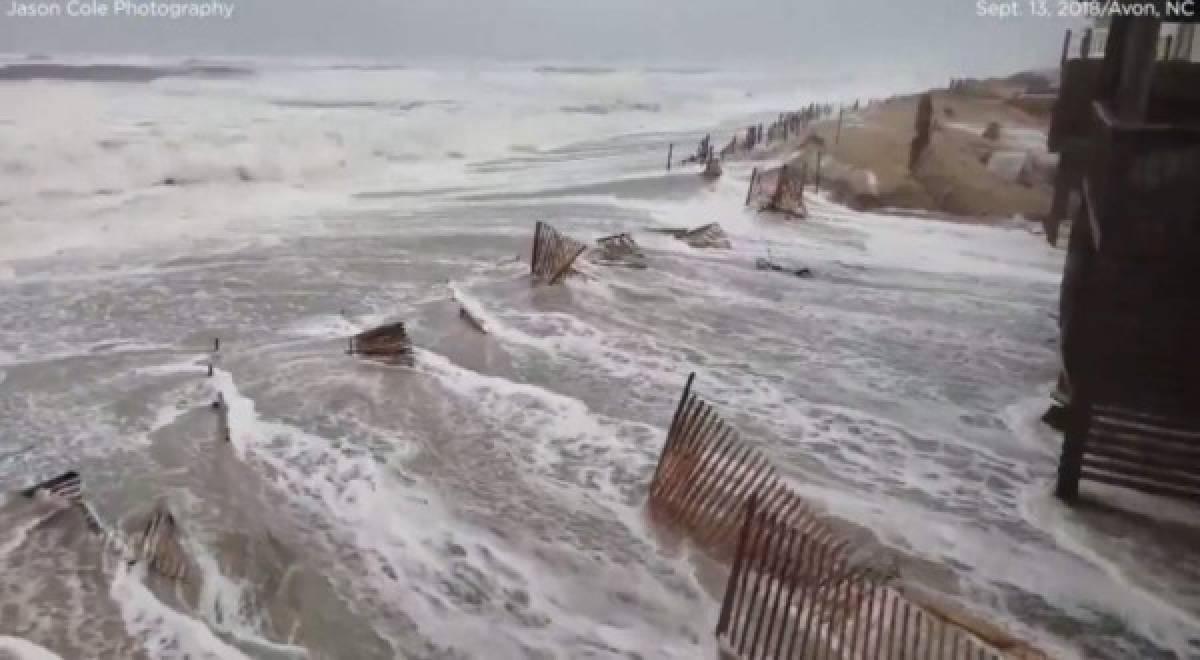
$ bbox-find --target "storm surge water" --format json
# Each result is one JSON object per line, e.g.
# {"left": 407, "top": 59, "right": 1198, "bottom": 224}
{"left": 0, "top": 57, "right": 1196, "bottom": 659}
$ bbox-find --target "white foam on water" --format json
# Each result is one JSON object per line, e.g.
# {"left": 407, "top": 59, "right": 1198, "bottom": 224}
{"left": 183, "top": 537, "right": 310, "bottom": 659}
{"left": 0, "top": 637, "right": 66, "bottom": 660}
{"left": 1019, "top": 490, "right": 1200, "bottom": 656}
{"left": 110, "top": 561, "right": 253, "bottom": 660}
{"left": 278, "top": 313, "right": 361, "bottom": 341}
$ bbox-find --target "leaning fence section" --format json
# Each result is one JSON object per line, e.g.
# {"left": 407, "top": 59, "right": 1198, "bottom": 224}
{"left": 646, "top": 374, "right": 846, "bottom": 561}
{"left": 746, "top": 165, "right": 808, "bottom": 218}
{"left": 531, "top": 221, "right": 587, "bottom": 284}
{"left": 716, "top": 497, "right": 1007, "bottom": 660}
{"left": 646, "top": 374, "right": 1038, "bottom": 660}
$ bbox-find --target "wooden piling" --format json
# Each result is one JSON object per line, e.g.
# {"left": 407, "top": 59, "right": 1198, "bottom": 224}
{"left": 835, "top": 106, "right": 844, "bottom": 144}
{"left": 1081, "top": 28, "right": 1093, "bottom": 60}
{"left": 667, "top": 143, "right": 673, "bottom": 171}
{"left": 1061, "top": 29, "right": 1073, "bottom": 66}
{"left": 746, "top": 168, "right": 758, "bottom": 206}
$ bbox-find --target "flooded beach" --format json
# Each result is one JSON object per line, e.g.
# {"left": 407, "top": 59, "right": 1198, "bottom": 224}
{"left": 1, "top": 59, "right": 1197, "bottom": 659}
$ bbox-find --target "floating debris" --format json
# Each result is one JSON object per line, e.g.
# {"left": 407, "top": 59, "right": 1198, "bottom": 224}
{"left": 646, "top": 223, "right": 732, "bottom": 249}
{"left": 530, "top": 221, "right": 587, "bottom": 284}
{"left": 130, "top": 505, "right": 191, "bottom": 581}
{"left": 591, "top": 232, "right": 647, "bottom": 269}
{"left": 458, "top": 307, "right": 488, "bottom": 333}
{"left": 680, "top": 223, "right": 731, "bottom": 249}
{"left": 755, "top": 257, "right": 812, "bottom": 278}
{"left": 19, "top": 470, "right": 82, "bottom": 503}
{"left": 348, "top": 322, "right": 415, "bottom": 366}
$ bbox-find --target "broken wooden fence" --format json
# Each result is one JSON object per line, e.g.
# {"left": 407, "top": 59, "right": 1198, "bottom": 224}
{"left": 531, "top": 221, "right": 587, "bottom": 284}
{"left": 593, "top": 232, "right": 647, "bottom": 268}
{"left": 647, "top": 374, "right": 1035, "bottom": 659}
{"left": 348, "top": 322, "right": 414, "bottom": 366}
{"left": 647, "top": 374, "right": 845, "bottom": 560}
{"left": 746, "top": 165, "right": 807, "bottom": 218}
{"left": 717, "top": 496, "right": 1008, "bottom": 660}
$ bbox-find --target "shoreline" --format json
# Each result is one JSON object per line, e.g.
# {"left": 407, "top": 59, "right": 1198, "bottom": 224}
{"left": 716, "top": 72, "right": 1057, "bottom": 226}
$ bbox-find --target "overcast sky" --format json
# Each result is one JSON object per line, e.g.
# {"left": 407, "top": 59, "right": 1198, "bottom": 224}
{"left": 2, "top": 0, "right": 1082, "bottom": 77}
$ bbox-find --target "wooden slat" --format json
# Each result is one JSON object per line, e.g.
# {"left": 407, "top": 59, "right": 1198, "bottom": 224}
{"left": 1081, "top": 458, "right": 1200, "bottom": 490}
{"left": 1081, "top": 468, "right": 1200, "bottom": 500}
{"left": 1084, "top": 439, "right": 1200, "bottom": 471}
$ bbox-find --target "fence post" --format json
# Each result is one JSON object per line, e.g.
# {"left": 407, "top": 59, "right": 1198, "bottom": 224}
{"left": 1081, "top": 28, "right": 1093, "bottom": 60}
{"left": 814, "top": 151, "right": 823, "bottom": 194}
{"left": 1055, "top": 397, "right": 1088, "bottom": 502}
{"left": 835, "top": 106, "right": 844, "bottom": 145}
{"left": 666, "top": 143, "right": 673, "bottom": 171}
{"left": 1061, "top": 28, "right": 1073, "bottom": 65}
{"left": 745, "top": 168, "right": 758, "bottom": 206}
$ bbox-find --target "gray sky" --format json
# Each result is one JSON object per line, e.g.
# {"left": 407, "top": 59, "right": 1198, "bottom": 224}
{"left": 2, "top": 0, "right": 1081, "bottom": 77}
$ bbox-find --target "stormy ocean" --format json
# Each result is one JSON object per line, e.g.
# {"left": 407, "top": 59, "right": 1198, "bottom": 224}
{"left": 0, "top": 57, "right": 1197, "bottom": 659}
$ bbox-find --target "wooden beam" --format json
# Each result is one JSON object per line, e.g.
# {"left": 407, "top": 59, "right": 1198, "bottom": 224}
{"left": 1116, "top": 17, "right": 1162, "bottom": 121}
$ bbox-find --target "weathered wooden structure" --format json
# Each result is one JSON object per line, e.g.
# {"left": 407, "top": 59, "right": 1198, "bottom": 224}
{"left": 751, "top": 163, "right": 808, "bottom": 218}
{"left": 647, "top": 374, "right": 845, "bottom": 560}
{"left": 347, "top": 322, "right": 415, "bottom": 366}
{"left": 1047, "top": 17, "right": 1200, "bottom": 244}
{"left": 132, "top": 505, "right": 191, "bottom": 581}
{"left": 703, "top": 156, "right": 724, "bottom": 179}
{"left": 716, "top": 497, "right": 1032, "bottom": 660}
{"left": 647, "top": 375, "right": 1042, "bottom": 658}
{"left": 530, "top": 221, "right": 587, "bottom": 284}
{"left": 1054, "top": 12, "right": 1200, "bottom": 504}
{"left": 591, "top": 232, "right": 647, "bottom": 269}
{"left": 648, "top": 223, "right": 732, "bottom": 249}
{"left": 20, "top": 470, "right": 83, "bottom": 502}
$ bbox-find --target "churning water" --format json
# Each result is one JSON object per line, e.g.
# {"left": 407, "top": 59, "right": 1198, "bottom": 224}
{"left": 1, "top": 57, "right": 1197, "bottom": 659}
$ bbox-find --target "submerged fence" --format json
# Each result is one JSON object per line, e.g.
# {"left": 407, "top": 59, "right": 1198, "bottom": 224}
{"left": 746, "top": 165, "right": 808, "bottom": 217}
{"left": 348, "top": 321, "right": 414, "bottom": 366}
{"left": 717, "top": 497, "right": 1009, "bottom": 660}
{"left": 647, "top": 374, "right": 1039, "bottom": 659}
{"left": 647, "top": 374, "right": 845, "bottom": 560}
{"left": 531, "top": 221, "right": 587, "bottom": 284}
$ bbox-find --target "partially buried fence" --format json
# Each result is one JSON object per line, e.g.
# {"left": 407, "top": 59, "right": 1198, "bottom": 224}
{"left": 531, "top": 221, "right": 587, "bottom": 284}
{"left": 717, "top": 497, "right": 1009, "bottom": 659}
{"left": 348, "top": 322, "right": 414, "bottom": 366}
{"left": 746, "top": 164, "right": 807, "bottom": 218}
{"left": 646, "top": 374, "right": 1039, "bottom": 659}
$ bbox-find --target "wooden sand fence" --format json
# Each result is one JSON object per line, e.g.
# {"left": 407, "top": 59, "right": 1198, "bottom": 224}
{"left": 647, "top": 374, "right": 845, "bottom": 560}
{"left": 593, "top": 232, "right": 648, "bottom": 268}
{"left": 531, "top": 221, "right": 587, "bottom": 284}
{"left": 716, "top": 498, "right": 1012, "bottom": 659}
{"left": 348, "top": 321, "right": 414, "bottom": 366}
{"left": 746, "top": 165, "right": 808, "bottom": 218}
{"left": 647, "top": 374, "right": 1039, "bottom": 659}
